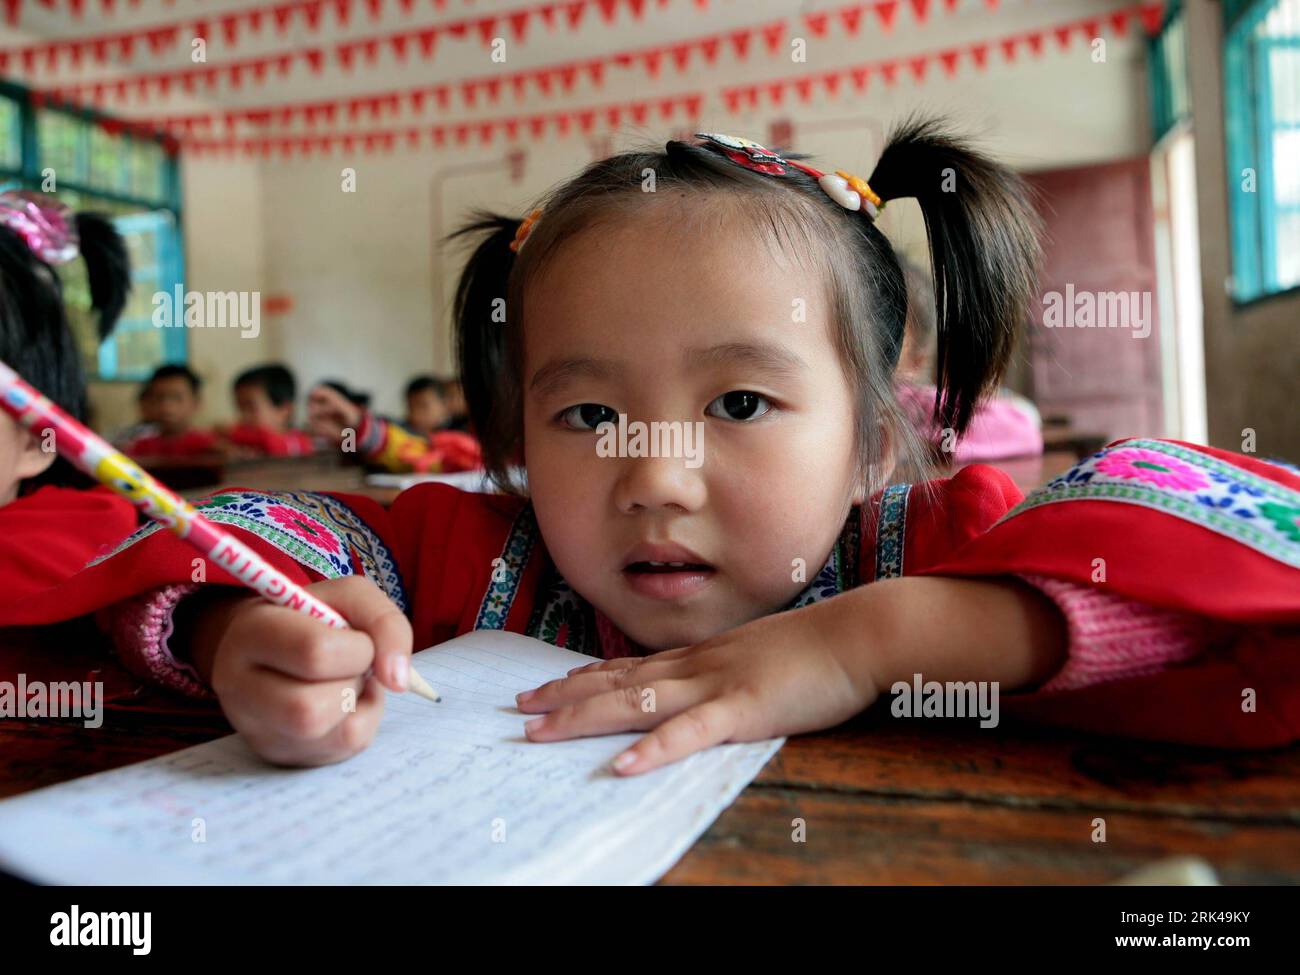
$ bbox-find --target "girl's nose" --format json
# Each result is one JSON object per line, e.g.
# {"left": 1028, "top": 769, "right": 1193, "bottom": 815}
{"left": 612, "top": 453, "right": 707, "bottom": 514}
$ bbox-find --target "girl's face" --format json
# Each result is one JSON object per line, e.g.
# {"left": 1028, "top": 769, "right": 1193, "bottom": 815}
{"left": 522, "top": 201, "right": 870, "bottom": 652}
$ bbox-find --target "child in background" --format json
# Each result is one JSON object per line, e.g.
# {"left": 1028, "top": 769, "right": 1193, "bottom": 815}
{"left": 0, "top": 190, "right": 138, "bottom": 609}
{"left": 10, "top": 125, "right": 1299, "bottom": 770}
{"left": 894, "top": 257, "right": 1044, "bottom": 463}
{"left": 403, "top": 375, "right": 449, "bottom": 436}
{"left": 119, "top": 365, "right": 219, "bottom": 458}
{"left": 308, "top": 380, "right": 482, "bottom": 474}
{"left": 224, "top": 363, "right": 315, "bottom": 457}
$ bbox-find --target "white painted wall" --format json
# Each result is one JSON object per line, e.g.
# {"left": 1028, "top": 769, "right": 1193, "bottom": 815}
{"left": 73, "top": 0, "right": 1154, "bottom": 425}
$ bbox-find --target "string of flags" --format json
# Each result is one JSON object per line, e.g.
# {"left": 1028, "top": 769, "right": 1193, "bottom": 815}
{"left": 3, "top": 0, "right": 1168, "bottom": 158}
{"left": 10, "top": 0, "right": 973, "bottom": 75}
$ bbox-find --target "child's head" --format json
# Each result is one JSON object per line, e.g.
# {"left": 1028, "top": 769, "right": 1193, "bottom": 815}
{"left": 0, "top": 192, "right": 130, "bottom": 503}
{"left": 450, "top": 120, "right": 1040, "bottom": 651}
{"left": 233, "top": 363, "right": 297, "bottom": 432}
{"left": 404, "top": 375, "right": 448, "bottom": 434}
{"left": 140, "top": 364, "right": 203, "bottom": 435}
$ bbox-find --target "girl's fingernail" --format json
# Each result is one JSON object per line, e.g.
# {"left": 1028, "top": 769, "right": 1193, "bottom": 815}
{"left": 524, "top": 717, "right": 546, "bottom": 733}
{"left": 516, "top": 689, "right": 535, "bottom": 704}
{"left": 611, "top": 751, "right": 637, "bottom": 772}
{"left": 390, "top": 655, "right": 410, "bottom": 691}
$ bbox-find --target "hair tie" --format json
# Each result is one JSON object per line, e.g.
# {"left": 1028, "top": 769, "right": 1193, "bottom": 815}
{"left": 509, "top": 208, "right": 543, "bottom": 253}
{"left": 692, "top": 132, "right": 884, "bottom": 220}
{"left": 0, "top": 190, "right": 78, "bottom": 264}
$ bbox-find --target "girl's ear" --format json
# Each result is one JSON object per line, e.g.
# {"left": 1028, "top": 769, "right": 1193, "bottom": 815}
{"left": 16, "top": 430, "right": 57, "bottom": 482}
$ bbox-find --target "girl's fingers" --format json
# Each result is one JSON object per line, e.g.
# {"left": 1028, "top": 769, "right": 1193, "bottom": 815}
{"left": 523, "top": 678, "right": 698, "bottom": 741}
{"left": 565, "top": 657, "right": 639, "bottom": 677}
{"left": 304, "top": 577, "right": 414, "bottom": 693}
{"left": 518, "top": 658, "right": 680, "bottom": 712}
{"left": 609, "top": 700, "right": 739, "bottom": 776}
{"left": 242, "top": 610, "right": 374, "bottom": 682}
{"left": 290, "top": 675, "right": 388, "bottom": 767}
{"left": 238, "top": 667, "right": 369, "bottom": 745}
{"left": 563, "top": 645, "right": 694, "bottom": 677}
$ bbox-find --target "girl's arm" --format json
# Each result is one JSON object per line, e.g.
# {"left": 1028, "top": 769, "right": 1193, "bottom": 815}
{"left": 833, "top": 574, "right": 1069, "bottom": 696}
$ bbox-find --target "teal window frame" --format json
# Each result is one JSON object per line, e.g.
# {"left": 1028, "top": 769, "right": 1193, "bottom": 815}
{"left": 1148, "top": 0, "right": 1191, "bottom": 143}
{"left": 0, "top": 78, "right": 186, "bottom": 381}
{"left": 1223, "top": 0, "right": 1300, "bottom": 304}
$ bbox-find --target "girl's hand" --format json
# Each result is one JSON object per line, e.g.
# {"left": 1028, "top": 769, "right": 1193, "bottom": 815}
{"left": 515, "top": 576, "right": 1070, "bottom": 776}
{"left": 515, "top": 596, "right": 880, "bottom": 775}
{"left": 186, "top": 576, "right": 414, "bottom": 767}
{"left": 307, "top": 384, "right": 364, "bottom": 441}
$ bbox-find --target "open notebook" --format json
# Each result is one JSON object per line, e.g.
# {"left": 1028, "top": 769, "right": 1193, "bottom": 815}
{"left": 0, "top": 630, "right": 782, "bottom": 885}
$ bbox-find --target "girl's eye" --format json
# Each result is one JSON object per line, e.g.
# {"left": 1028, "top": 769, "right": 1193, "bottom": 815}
{"left": 705, "top": 390, "right": 772, "bottom": 422}
{"left": 558, "top": 403, "right": 619, "bottom": 430}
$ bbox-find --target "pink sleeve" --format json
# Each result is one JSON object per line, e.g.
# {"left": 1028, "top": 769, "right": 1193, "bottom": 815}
{"left": 96, "top": 584, "right": 215, "bottom": 699}
{"left": 1016, "top": 573, "right": 1237, "bottom": 692}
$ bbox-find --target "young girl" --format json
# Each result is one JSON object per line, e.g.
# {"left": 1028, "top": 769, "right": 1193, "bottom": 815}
{"left": 0, "top": 190, "right": 139, "bottom": 609}
{"left": 7, "top": 124, "right": 1298, "bottom": 771}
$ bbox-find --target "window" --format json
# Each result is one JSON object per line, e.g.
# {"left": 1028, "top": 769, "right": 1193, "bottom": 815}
{"left": 1149, "top": 1, "right": 1191, "bottom": 143}
{"left": 0, "top": 81, "right": 184, "bottom": 381}
{"left": 1224, "top": 0, "right": 1300, "bottom": 302}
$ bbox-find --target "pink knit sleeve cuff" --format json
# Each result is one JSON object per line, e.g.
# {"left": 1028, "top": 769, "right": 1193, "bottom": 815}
{"left": 97, "top": 583, "right": 215, "bottom": 699}
{"left": 1016, "top": 573, "right": 1234, "bottom": 693}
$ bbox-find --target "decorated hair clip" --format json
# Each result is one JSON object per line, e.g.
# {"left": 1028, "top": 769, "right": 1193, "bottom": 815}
{"left": 509, "top": 207, "right": 543, "bottom": 253}
{"left": 692, "top": 133, "right": 884, "bottom": 220}
{"left": 821, "top": 169, "right": 885, "bottom": 220}
{"left": 693, "top": 132, "right": 794, "bottom": 176}
{"left": 0, "top": 190, "right": 78, "bottom": 264}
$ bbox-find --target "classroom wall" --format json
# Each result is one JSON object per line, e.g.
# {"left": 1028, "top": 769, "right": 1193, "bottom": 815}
{"left": 87, "top": 155, "right": 270, "bottom": 431}
{"left": 79, "top": 0, "right": 1155, "bottom": 428}
{"left": 1185, "top": 0, "right": 1299, "bottom": 463}
{"left": 246, "top": 0, "right": 1152, "bottom": 421}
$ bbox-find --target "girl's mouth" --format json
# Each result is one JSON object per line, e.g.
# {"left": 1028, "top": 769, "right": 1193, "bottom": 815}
{"left": 621, "top": 562, "right": 716, "bottom": 600}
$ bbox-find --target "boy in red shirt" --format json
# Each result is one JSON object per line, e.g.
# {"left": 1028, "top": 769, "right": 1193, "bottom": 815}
{"left": 223, "top": 363, "right": 315, "bottom": 457}
{"left": 119, "top": 365, "right": 219, "bottom": 458}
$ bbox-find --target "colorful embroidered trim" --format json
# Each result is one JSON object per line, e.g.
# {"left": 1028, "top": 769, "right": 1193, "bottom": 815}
{"left": 873, "top": 484, "right": 911, "bottom": 580}
{"left": 1001, "top": 439, "right": 1300, "bottom": 569}
{"left": 474, "top": 502, "right": 539, "bottom": 630}
{"left": 88, "top": 490, "right": 409, "bottom": 612}
{"left": 524, "top": 561, "right": 599, "bottom": 656}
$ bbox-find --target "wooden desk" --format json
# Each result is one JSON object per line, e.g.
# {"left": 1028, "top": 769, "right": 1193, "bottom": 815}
{"left": 3, "top": 635, "right": 1297, "bottom": 884}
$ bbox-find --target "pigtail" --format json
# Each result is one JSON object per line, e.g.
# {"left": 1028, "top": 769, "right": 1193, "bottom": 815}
{"left": 867, "top": 116, "right": 1042, "bottom": 436}
{"left": 446, "top": 210, "right": 523, "bottom": 465}
{"left": 74, "top": 211, "right": 131, "bottom": 339}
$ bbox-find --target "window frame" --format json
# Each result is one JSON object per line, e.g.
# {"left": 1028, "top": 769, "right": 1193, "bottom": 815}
{"left": 1222, "top": 0, "right": 1300, "bottom": 308}
{"left": 0, "top": 78, "right": 187, "bottom": 381}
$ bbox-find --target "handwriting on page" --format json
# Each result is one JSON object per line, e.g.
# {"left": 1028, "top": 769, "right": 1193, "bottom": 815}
{"left": 0, "top": 630, "right": 782, "bottom": 885}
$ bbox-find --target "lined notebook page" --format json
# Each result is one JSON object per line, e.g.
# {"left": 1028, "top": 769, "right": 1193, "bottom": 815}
{"left": 0, "top": 630, "right": 782, "bottom": 885}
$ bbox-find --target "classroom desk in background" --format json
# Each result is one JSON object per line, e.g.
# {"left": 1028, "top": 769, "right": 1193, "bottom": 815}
{"left": 2, "top": 627, "right": 1299, "bottom": 884}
